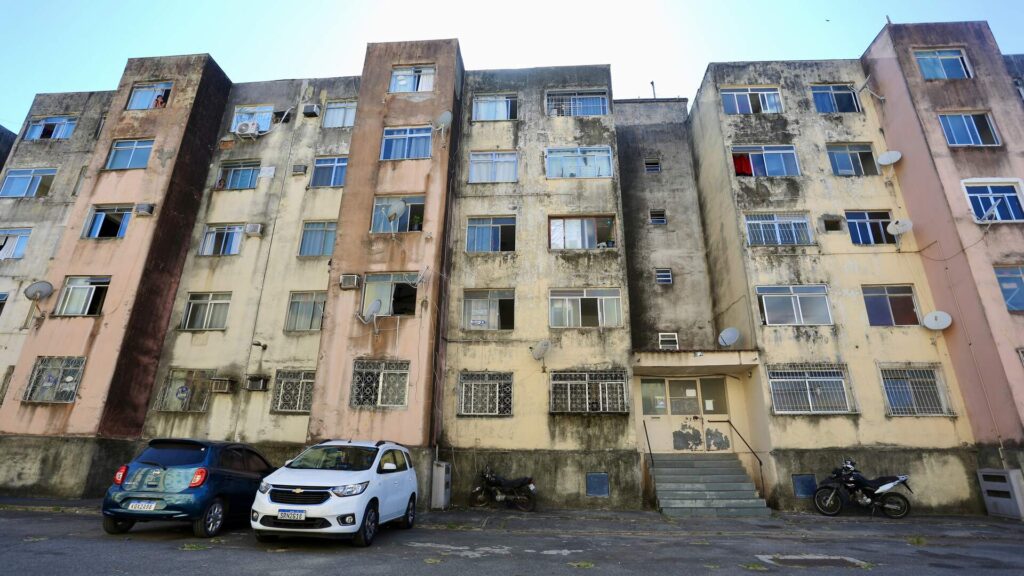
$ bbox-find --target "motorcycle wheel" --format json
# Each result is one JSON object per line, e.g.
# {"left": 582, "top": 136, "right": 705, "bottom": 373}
{"left": 880, "top": 493, "right": 910, "bottom": 519}
{"left": 512, "top": 491, "right": 537, "bottom": 512}
{"left": 470, "top": 488, "right": 490, "bottom": 508}
{"left": 813, "top": 487, "right": 842, "bottom": 516}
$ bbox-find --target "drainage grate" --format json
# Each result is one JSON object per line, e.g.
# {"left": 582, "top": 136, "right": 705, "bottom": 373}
{"left": 757, "top": 555, "right": 870, "bottom": 568}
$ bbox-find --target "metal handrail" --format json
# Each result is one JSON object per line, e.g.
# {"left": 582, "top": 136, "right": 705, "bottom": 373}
{"left": 642, "top": 420, "right": 654, "bottom": 465}
{"left": 725, "top": 419, "right": 765, "bottom": 497}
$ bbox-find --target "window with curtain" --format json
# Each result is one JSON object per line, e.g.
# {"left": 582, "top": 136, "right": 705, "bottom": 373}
{"left": 0, "top": 228, "right": 31, "bottom": 259}
{"left": 323, "top": 102, "right": 356, "bottom": 128}
{"left": 545, "top": 147, "right": 613, "bottom": 178}
{"left": 181, "top": 293, "right": 230, "bottom": 330}
{"left": 381, "top": 127, "right": 432, "bottom": 160}
{"left": 468, "top": 152, "right": 517, "bottom": 183}
{"left": 463, "top": 289, "right": 514, "bottom": 330}
{"left": 285, "top": 292, "right": 327, "bottom": 331}
{"left": 549, "top": 216, "right": 615, "bottom": 249}
{"left": 56, "top": 276, "right": 110, "bottom": 316}
{"left": 548, "top": 288, "right": 622, "bottom": 328}
{"left": 389, "top": 67, "right": 435, "bottom": 93}
{"left": 199, "top": 225, "right": 243, "bottom": 256}
{"left": 299, "top": 221, "right": 336, "bottom": 256}
{"left": 732, "top": 145, "right": 799, "bottom": 177}
{"left": 473, "top": 94, "right": 517, "bottom": 121}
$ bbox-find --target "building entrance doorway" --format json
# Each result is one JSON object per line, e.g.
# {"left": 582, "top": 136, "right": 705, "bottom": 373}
{"left": 640, "top": 377, "right": 732, "bottom": 452}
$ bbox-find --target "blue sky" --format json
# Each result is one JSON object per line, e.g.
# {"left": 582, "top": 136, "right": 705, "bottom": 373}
{"left": 1, "top": 0, "right": 1022, "bottom": 130}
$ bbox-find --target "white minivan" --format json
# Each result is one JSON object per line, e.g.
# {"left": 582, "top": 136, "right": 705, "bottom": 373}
{"left": 251, "top": 440, "right": 417, "bottom": 546}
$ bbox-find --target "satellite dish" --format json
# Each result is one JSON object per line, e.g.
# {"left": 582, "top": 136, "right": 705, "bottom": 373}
{"left": 922, "top": 311, "right": 953, "bottom": 331}
{"left": 886, "top": 219, "right": 914, "bottom": 236}
{"left": 23, "top": 281, "right": 54, "bottom": 301}
{"left": 877, "top": 150, "right": 903, "bottom": 166}
{"left": 433, "top": 110, "right": 453, "bottom": 130}
{"left": 365, "top": 299, "right": 382, "bottom": 318}
{"left": 530, "top": 340, "right": 551, "bottom": 360}
{"left": 717, "top": 327, "right": 740, "bottom": 347}
{"left": 384, "top": 199, "right": 408, "bottom": 222}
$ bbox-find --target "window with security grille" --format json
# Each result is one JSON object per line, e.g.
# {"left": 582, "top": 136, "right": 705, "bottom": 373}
{"left": 732, "top": 145, "right": 800, "bottom": 177}
{"left": 863, "top": 285, "right": 919, "bottom": 326}
{"left": 964, "top": 182, "right": 1024, "bottom": 222}
{"left": 880, "top": 366, "right": 952, "bottom": 416}
{"left": 155, "top": 368, "right": 215, "bottom": 412}
{"left": 199, "top": 224, "right": 243, "bottom": 256}
{"left": 827, "top": 144, "right": 878, "bottom": 176}
{"left": 550, "top": 371, "right": 628, "bottom": 413}
{"left": 745, "top": 213, "right": 812, "bottom": 246}
{"left": 768, "top": 363, "right": 855, "bottom": 414}
{"left": 0, "top": 168, "right": 56, "bottom": 197}
{"left": 756, "top": 285, "right": 832, "bottom": 325}
{"left": 390, "top": 66, "right": 435, "bottom": 93}
{"left": 939, "top": 113, "right": 999, "bottom": 146}
{"left": 721, "top": 87, "right": 782, "bottom": 115}
{"left": 350, "top": 359, "right": 410, "bottom": 408}
{"left": 26, "top": 116, "right": 77, "bottom": 140}
{"left": 549, "top": 288, "right": 622, "bottom": 328}
{"left": 272, "top": 370, "right": 315, "bottom": 413}
{"left": 546, "top": 147, "right": 613, "bottom": 179}
{"left": 0, "top": 228, "right": 30, "bottom": 259}
{"left": 310, "top": 157, "right": 347, "bottom": 187}
{"left": 217, "top": 161, "right": 260, "bottom": 190}
{"left": 463, "top": 289, "right": 514, "bottom": 330}
{"left": 995, "top": 266, "right": 1024, "bottom": 311}
{"left": 655, "top": 269, "right": 673, "bottom": 284}
{"left": 546, "top": 90, "right": 608, "bottom": 117}
{"left": 915, "top": 49, "right": 971, "bottom": 80}
{"left": 458, "top": 372, "right": 513, "bottom": 416}
{"left": 323, "top": 102, "right": 356, "bottom": 128}
{"left": 846, "top": 211, "right": 896, "bottom": 245}
{"left": 811, "top": 85, "right": 861, "bottom": 113}
{"left": 469, "top": 152, "right": 518, "bottom": 183}
{"left": 23, "top": 356, "right": 85, "bottom": 403}
{"left": 285, "top": 292, "right": 326, "bottom": 331}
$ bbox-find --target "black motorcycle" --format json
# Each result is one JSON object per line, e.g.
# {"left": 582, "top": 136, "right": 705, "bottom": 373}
{"left": 470, "top": 466, "right": 537, "bottom": 512}
{"left": 813, "top": 458, "right": 912, "bottom": 519}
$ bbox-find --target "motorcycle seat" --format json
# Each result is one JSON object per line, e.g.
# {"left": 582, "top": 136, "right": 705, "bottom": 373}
{"left": 499, "top": 476, "right": 532, "bottom": 489}
{"left": 866, "top": 475, "right": 900, "bottom": 488}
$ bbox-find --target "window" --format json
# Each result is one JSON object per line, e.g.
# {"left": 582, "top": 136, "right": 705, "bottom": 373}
{"left": 370, "top": 196, "right": 425, "bottom": 233}
{"left": 549, "top": 288, "right": 622, "bottom": 328}
{"left": 964, "top": 183, "right": 1024, "bottom": 222}
{"left": 549, "top": 216, "right": 615, "bottom": 249}
{"left": 199, "top": 224, "right": 243, "bottom": 256}
{"left": 915, "top": 49, "right": 971, "bottom": 80}
{"left": 155, "top": 368, "right": 215, "bottom": 412}
{"left": 995, "top": 266, "right": 1024, "bottom": 311}
{"left": 351, "top": 359, "right": 410, "bottom": 408}
{"left": 181, "top": 292, "right": 230, "bottom": 330}
{"left": 285, "top": 291, "right": 326, "bottom": 331}
{"left": 272, "top": 370, "right": 315, "bottom": 413}
{"left": 756, "top": 285, "right": 831, "bottom": 325}
{"left": 381, "top": 127, "right": 432, "bottom": 160}
{"left": 323, "top": 101, "right": 356, "bottom": 128}
{"left": 649, "top": 209, "right": 667, "bottom": 225}
{"left": 469, "top": 152, "right": 517, "bottom": 183}
{"left": 466, "top": 217, "right": 515, "bottom": 252}
{"left": 644, "top": 158, "right": 662, "bottom": 173}
{"left": 745, "top": 213, "right": 812, "bottom": 246}
{"left": 658, "top": 333, "right": 679, "bottom": 350}
{"left": 0, "top": 228, "right": 31, "bottom": 259}
{"left": 362, "top": 273, "right": 418, "bottom": 317}
{"left": 26, "top": 116, "right": 77, "bottom": 140}
{"left": 390, "top": 66, "right": 435, "bottom": 93}
{"left": 846, "top": 211, "right": 896, "bottom": 245}
{"left": 232, "top": 105, "right": 273, "bottom": 132}
{"left": 721, "top": 87, "right": 782, "bottom": 115}
{"left": 463, "top": 289, "right": 514, "bottom": 330}
{"left": 823, "top": 216, "right": 843, "bottom": 232}
{"left": 546, "top": 90, "right": 609, "bottom": 117}
{"left": 311, "top": 157, "right": 347, "bottom": 187}
{"left": 23, "top": 356, "right": 85, "bottom": 403}
{"left": 84, "top": 206, "right": 131, "bottom": 239}
{"left": 55, "top": 276, "right": 110, "bottom": 316}
{"left": 217, "top": 161, "right": 260, "bottom": 190}
{"left": 655, "top": 269, "right": 673, "bottom": 284}
{"left": 827, "top": 144, "right": 878, "bottom": 176}
{"left": 811, "top": 85, "right": 861, "bottom": 113}
{"left": 768, "top": 363, "right": 855, "bottom": 414}
{"left": 473, "top": 94, "right": 517, "bottom": 121}
{"left": 0, "top": 168, "right": 56, "bottom": 197}
{"left": 546, "top": 147, "right": 613, "bottom": 178}
{"left": 106, "top": 139, "right": 153, "bottom": 170}
{"left": 458, "top": 372, "right": 513, "bottom": 416}
{"left": 732, "top": 146, "right": 800, "bottom": 177}
{"left": 127, "top": 82, "right": 172, "bottom": 110}
{"left": 880, "top": 366, "right": 952, "bottom": 416}
{"left": 940, "top": 113, "right": 999, "bottom": 146}
{"left": 550, "top": 370, "right": 628, "bottom": 413}
{"left": 0, "top": 293, "right": 6, "bottom": 317}
{"left": 863, "top": 285, "right": 919, "bottom": 326}
{"left": 299, "top": 221, "right": 336, "bottom": 256}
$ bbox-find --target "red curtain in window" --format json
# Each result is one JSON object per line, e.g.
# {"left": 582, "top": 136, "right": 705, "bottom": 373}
{"left": 733, "top": 154, "right": 753, "bottom": 176}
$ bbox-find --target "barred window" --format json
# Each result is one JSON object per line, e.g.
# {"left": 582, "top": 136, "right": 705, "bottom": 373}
{"left": 880, "top": 366, "right": 953, "bottom": 416}
{"left": 155, "top": 368, "right": 215, "bottom": 412}
{"left": 458, "top": 372, "right": 512, "bottom": 416}
{"left": 550, "top": 371, "right": 628, "bottom": 414}
{"left": 745, "top": 213, "right": 812, "bottom": 246}
{"left": 351, "top": 359, "right": 410, "bottom": 408}
{"left": 546, "top": 90, "right": 608, "bottom": 117}
{"left": 272, "top": 370, "right": 315, "bottom": 413}
{"left": 24, "top": 356, "right": 85, "bottom": 403}
{"left": 768, "top": 363, "right": 855, "bottom": 414}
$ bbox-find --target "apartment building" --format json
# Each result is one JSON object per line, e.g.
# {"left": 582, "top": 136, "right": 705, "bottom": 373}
{"left": 0, "top": 125, "right": 14, "bottom": 170}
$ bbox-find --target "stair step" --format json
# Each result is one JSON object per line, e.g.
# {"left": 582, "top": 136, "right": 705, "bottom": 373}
{"left": 655, "top": 482, "right": 756, "bottom": 491}
{"left": 654, "top": 468, "right": 747, "bottom": 477}
{"left": 651, "top": 452, "right": 738, "bottom": 461}
{"left": 656, "top": 490, "right": 757, "bottom": 500}
{"left": 656, "top": 474, "right": 751, "bottom": 483}
{"left": 662, "top": 506, "right": 771, "bottom": 518}
{"left": 653, "top": 460, "right": 745, "bottom": 469}
{"left": 659, "top": 498, "right": 767, "bottom": 508}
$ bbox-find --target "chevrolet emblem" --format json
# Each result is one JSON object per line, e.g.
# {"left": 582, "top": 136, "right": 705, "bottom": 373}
{"left": 292, "top": 488, "right": 304, "bottom": 494}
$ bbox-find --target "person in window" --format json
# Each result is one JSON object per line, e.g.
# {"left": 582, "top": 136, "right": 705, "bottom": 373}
{"left": 154, "top": 94, "right": 166, "bottom": 109}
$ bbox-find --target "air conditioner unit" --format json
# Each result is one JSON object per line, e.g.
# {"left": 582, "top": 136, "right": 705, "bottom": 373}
{"left": 292, "top": 164, "right": 307, "bottom": 175}
{"left": 234, "top": 121, "right": 260, "bottom": 138}
{"left": 246, "top": 375, "right": 269, "bottom": 392}
{"left": 303, "top": 104, "right": 321, "bottom": 117}
{"left": 244, "top": 223, "right": 263, "bottom": 237}
{"left": 210, "top": 378, "right": 234, "bottom": 394}
{"left": 339, "top": 274, "right": 361, "bottom": 289}
{"left": 134, "top": 203, "right": 156, "bottom": 216}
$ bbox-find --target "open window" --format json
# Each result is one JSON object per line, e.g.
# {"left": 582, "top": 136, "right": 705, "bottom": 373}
{"left": 549, "top": 216, "right": 615, "bottom": 249}
{"left": 371, "top": 196, "right": 425, "bottom": 233}
{"left": 55, "top": 276, "right": 110, "bottom": 316}
{"left": 84, "top": 206, "right": 132, "bottom": 239}
{"left": 362, "top": 273, "right": 419, "bottom": 317}
{"left": 127, "top": 82, "right": 172, "bottom": 110}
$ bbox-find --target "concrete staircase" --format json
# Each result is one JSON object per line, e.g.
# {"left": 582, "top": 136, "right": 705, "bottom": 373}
{"left": 651, "top": 452, "right": 771, "bottom": 518}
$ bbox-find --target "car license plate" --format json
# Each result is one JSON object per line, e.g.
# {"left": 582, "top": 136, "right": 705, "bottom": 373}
{"left": 278, "top": 509, "right": 306, "bottom": 521}
{"left": 127, "top": 501, "right": 157, "bottom": 511}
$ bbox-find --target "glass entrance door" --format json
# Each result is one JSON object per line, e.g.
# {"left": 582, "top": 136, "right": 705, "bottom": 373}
{"left": 641, "top": 377, "right": 731, "bottom": 452}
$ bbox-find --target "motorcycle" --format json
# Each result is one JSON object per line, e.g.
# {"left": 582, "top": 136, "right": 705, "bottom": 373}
{"left": 470, "top": 466, "right": 538, "bottom": 512}
{"left": 813, "top": 458, "right": 912, "bottom": 519}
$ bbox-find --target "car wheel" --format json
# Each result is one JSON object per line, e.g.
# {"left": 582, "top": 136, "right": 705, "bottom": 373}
{"left": 397, "top": 495, "right": 416, "bottom": 529}
{"left": 254, "top": 531, "right": 278, "bottom": 543}
{"left": 351, "top": 502, "right": 378, "bottom": 547}
{"left": 102, "top": 517, "right": 135, "bottom": 535}
{"left": 192, "top": 498, "right": 226, "bottom": 538}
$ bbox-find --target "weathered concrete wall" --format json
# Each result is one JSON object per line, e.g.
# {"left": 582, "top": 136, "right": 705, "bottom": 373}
{"left": 0, "top": 125, "right": 14, "bottom": 171}
{"left": 0, "top": 435, "right": 142, "bottom": 498}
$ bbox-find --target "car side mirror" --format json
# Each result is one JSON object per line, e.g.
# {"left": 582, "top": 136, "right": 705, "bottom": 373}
{"left": 382, "top": 462, "right": 397, "bottom": 472}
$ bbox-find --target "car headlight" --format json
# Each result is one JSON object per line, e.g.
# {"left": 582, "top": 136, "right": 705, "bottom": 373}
{"left": 331, "top": 481, "right": 369, "bottom": 497}
{"left": 258, "top": 481, "right": 271, "bottom": 494}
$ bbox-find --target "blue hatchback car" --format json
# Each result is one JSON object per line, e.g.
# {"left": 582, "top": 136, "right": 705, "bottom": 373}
{"left": 101, "top": 438, "right": 275, "bottom": 537}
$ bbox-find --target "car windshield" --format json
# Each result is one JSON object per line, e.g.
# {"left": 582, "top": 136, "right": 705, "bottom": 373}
{"left": 286, "top": 445, "right": 378, "bottom": 471}
{"left": 135, "top": 442, "right": 207, "bottom": 467}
